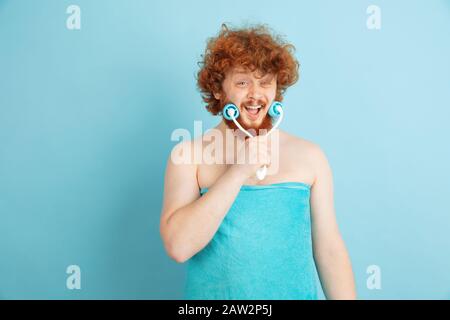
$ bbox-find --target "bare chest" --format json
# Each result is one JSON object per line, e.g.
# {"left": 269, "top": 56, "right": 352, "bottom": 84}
{"left": 197, "top": 142, "right": 316, "bottom": 189}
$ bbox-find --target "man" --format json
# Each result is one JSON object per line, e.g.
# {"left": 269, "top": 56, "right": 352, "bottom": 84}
{"left": 160, "top": 24, "right": 356, "bottom": 299}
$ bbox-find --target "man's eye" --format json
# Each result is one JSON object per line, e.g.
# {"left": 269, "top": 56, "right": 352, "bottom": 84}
{"left": 236, "top": 81, "right": 247, "bottom": 86}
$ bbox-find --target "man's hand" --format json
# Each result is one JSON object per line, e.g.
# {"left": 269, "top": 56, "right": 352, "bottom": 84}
{"left": 232, "top": 135, "right": 271, "bottom": 180}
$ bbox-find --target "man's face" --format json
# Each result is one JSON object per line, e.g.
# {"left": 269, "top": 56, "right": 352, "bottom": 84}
{"left": 216, "top": 67, "right": 277, "bottom": 133}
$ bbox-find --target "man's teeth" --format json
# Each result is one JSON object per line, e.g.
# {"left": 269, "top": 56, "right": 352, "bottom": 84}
{"left": 244, "top": 105, "right": 262, "bottom": 116}
{"left": 245, "top": 105, "right": 262, "bottom": 109}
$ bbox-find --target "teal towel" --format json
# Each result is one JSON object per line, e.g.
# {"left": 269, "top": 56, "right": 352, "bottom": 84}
{"left": 184, "top": 182, "right": 318, "bottom": 300}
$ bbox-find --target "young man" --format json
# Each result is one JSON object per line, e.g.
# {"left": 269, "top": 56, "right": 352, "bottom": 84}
{"left": 160, "top": 24, "right": 356, "bottom": 299}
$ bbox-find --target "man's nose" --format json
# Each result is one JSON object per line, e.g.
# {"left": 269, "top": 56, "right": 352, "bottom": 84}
{"left": 247, "top": 84, "right": 263, "bottom": 100}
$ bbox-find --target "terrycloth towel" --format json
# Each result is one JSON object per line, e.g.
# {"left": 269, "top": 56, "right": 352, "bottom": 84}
{"left": 184, "top": 182, "right": 318, "bottom": 300}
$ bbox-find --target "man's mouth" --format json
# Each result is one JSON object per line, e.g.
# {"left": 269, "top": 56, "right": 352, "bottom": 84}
{"left": 243, "top": 104, "right": 265, "bottom": 120}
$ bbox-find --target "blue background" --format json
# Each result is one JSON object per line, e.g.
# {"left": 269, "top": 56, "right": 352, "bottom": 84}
{"left": 1, "top": 0, "right": 449, "bottom": 299}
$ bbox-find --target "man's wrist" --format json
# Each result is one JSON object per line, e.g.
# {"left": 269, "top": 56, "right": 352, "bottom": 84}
{"left": 226, "top": 165, "right": 248, "bottom": 186}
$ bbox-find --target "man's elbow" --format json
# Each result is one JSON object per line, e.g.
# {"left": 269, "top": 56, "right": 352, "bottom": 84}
{"left": 160, "top": 221, "right": 193, "bottom": 263}
{"left": 161, "top": 236, "right": 191, "bottom": 263}
{"left": 166, "top": 246, "right": 190, "bottom": 263}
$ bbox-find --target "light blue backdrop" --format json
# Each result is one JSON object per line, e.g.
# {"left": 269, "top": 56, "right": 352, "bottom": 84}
{"left": 1, "top": 0, "right": 449, "bottom": 299}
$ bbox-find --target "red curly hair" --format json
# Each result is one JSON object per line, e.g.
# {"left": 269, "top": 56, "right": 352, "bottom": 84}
{"left": 197, "top": 24, "right": 300, "bottom": 116}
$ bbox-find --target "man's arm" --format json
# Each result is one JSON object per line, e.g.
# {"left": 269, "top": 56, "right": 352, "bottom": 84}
{"left": 160, "top": 136, "right": 269, "bottom": 263}
{"left": 309, "top": 144, "right": 357, "bottom": 299}
{"left": 160, "top": 141, "right": 245, "bottom": 263}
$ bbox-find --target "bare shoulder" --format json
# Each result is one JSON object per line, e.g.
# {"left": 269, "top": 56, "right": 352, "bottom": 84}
{"left": 169, "top": 135, "right": 204, "bottom": 166}
{"left": 280, "top": 130, "right": 324, "bottom": 159}
{"left": 163, "top": 137, "right": 201, "bottom": 212}
{"left": 280, "top": 130, "right": 332, "bottom": 183}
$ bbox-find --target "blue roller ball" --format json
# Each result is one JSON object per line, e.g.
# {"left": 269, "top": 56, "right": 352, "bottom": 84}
{"left": 223, "top": 103, "right": 239, "bottom": 120}
{"left": 268, "top": 101, "right": 283, "bottom": 117}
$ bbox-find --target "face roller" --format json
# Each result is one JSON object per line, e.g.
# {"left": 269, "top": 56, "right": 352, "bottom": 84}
{"left": 222, "top": 101, "right": 284, "bottom": 180}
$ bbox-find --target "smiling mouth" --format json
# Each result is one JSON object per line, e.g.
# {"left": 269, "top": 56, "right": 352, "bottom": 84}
{"left": 243, "top": 104, "right": 265, "bottom": 119}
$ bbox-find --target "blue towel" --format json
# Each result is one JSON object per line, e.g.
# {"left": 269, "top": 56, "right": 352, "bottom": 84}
{"left": 184, "top": 182, "right": 318, "bottom": 300}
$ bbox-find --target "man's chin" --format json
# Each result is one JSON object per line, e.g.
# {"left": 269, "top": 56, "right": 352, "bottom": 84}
{"left": 224, "top": 116, "right": 273, "bottom": 136}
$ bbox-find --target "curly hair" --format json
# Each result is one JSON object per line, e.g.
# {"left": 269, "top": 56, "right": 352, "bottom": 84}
{"left": 197, "top": 23, "right": 300, "bottom": 115}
